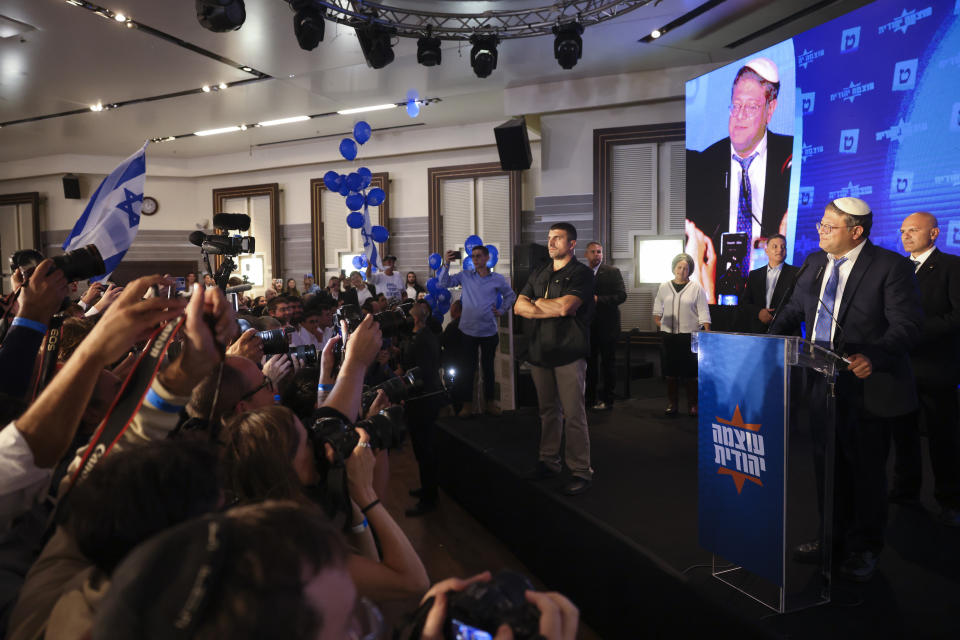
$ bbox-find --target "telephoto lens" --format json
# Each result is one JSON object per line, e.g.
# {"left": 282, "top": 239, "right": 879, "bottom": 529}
{"left": 307, "top": 405, "right": 406, "bottom": 462}
{"left": 289, "top": 344, "right": 317, "bottom": 366}
{"left": 259, "top": 328, "right": 293, "bottom": 355}
{"left": 10, "top": 245, "right": 106, "bottom": 283}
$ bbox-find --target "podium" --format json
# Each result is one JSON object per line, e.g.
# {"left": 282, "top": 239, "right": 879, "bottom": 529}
{"left": 692, "top": 332, "right": 845, "bottom": 613}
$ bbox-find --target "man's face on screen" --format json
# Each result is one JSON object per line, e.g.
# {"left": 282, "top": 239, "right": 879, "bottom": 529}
{"left": 729, "top": 78, "right": 775, "bottom": 158}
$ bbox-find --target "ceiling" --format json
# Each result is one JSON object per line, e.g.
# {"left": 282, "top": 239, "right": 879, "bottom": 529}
{"left": 0, "top": 0, "right": 873, "bottom": 163}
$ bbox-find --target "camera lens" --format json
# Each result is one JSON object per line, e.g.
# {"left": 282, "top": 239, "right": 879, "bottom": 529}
{"left": 258, "top": 328, "right": 291, "bottom": 355}
{"left": 289, "top": 344, "right": 317, "bottom": 366}
{"left": 52, "top": 245, "right": 106, "bottom": 283}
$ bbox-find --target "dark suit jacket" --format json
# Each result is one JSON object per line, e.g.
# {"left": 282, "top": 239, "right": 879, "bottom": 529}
{"left": 911, "top": 248, "right": 960, "bottom": 387}
{"left": 341, "top": 284, "right": 376, "bottom": 307}
{"left": 739, "top": 263, "right": 800, "bottom": 334}
{"left": 686, "top": 132, "right": 793, "bottom": 283}
{"left": 770, "top": 241, "right": 922, "bottom": 417}
{"left": 591, "top": 263, "right": 627, "bottom": 339}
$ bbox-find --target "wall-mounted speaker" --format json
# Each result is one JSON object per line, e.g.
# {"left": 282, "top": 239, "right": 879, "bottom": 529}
{"left": 62, "top": 175, "right": 81, "bottom": 199}
{"left": 494, "top": 117, "right": 532, "bottom": 171}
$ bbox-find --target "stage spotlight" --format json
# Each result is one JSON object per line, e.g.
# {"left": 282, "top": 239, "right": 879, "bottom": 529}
{"left": 417, "top": 29, "right": 442, "bottom": 66}
{"left": 552, "top": 22, "right": 584, "bottom": 69}
{"left": 195, "top": 0, "right": 245, "bottom": 33}
{"left": 355, "top": 21, "right": 397, "bottom": 69}
{"left": 469, "top": 33, "right": 500, "bottom": 78}
{"left": 291, "top": 0, "right": 325, "bottom": 51}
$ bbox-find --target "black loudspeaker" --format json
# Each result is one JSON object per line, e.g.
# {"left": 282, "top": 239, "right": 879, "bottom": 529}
{"left": 494, "top": 118, "right": 532, "bottom": 171}
{"left": 512, "top": 242, "right": 550, "bottom": 290}
{"left": 62, "top": 175, "right": 81, "bottom": 199}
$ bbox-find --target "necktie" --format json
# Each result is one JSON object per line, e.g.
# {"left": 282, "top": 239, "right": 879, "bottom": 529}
{"left": 734, "top": 153, "right": 758, "bottom": 278}
{"left": 814, "top": 257, "right": 848, "bottom": 348}
{"left": 912, "top": 259, "right": 921, "bottom": 273}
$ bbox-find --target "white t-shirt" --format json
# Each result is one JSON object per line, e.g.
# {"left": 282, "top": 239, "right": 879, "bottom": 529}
{"left": 371, "top": 271, "right": 403, "bottom": 300}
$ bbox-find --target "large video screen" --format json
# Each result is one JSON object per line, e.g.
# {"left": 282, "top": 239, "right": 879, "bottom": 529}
{"left": 685, "top": 0, "right": 960, "bottom": 302}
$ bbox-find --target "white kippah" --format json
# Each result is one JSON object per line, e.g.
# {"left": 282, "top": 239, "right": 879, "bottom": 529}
{"left": 831, "top": 197, "right": 872, "bottom": 216}
{"left": 745, "top": 57, "right": 779, "bottom": 84}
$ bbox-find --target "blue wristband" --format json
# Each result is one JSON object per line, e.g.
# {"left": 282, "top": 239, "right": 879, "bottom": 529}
{"left": 318, "top": 383, "right": 334, "bottom": 392}
{"left": 11, "top": 317, "right": 47, "bottom": 334}
{"left": 145, "top": 388, "right": 185, "bottom": 414}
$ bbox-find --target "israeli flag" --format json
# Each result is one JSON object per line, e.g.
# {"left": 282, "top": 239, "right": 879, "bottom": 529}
{"left": 360, "top": 204, "right": 381, "bottom": 274}
{"left": 62, "top": 141, "right": 148, "bottom": 281}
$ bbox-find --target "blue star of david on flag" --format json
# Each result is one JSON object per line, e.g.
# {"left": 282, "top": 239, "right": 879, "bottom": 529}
{"left": 62, "top": 142, "right": 148, "bottom": 281}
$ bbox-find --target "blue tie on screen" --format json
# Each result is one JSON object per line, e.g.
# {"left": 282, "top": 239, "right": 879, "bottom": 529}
{"left": 814, "top": 257, "right": 848, "bottom": 348}
{"left": 734, "top": 153, "right": 758, "bottom": 278}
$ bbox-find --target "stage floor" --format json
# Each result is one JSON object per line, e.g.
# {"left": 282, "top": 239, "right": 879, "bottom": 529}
{"left": 436, "top": 379, "right": 960, "bottom": 639}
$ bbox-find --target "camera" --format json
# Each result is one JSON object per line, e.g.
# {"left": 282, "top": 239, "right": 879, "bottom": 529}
{"left": 237, "top": 318, "right": 293, "bottom": 355}
{"left": 10, "top": 245, "right": 106, "bottom": 284}
{"left": 289, "top": 344, "right": 317, "bottom": 366}
{"left": 335, "top": 301, "right": 415, "bottom": 338}
{"left": 307, "top": 405, "right": 407, "bottom": 463}
{"left": 360, "top": 367, "right": 423, "bottom": 416}
{"left": 445, "top": 571, "right": 541, "bottom": 640}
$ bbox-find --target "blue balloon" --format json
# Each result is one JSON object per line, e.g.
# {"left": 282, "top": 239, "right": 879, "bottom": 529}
{"left": 360, "top": 271, "right": 367, "bottom": 281}
{"left": 428, "top": 252, "right": 443, "bottom": 271}
{"left": 353, "top": 121, "right": 372, "bottom": 145}
{"left": 339, "top": 138, "right": 357, "bottom": 161}
{"left": 435, "top": 289, "right": 451, "bottom": 304}
{"left": 407, "top": 99, "right": 420, "bottom": 118}
{"left": 323, "top": 170, "right": 340, "bottom": 191}
{"left": 365, "top": 188, "right": 386, "bottom": 207}
{"left": 485, "top": 244, "right": 499, "bottom": 268}
{"left": 338, "top": 182, "right": 350, "bottom": 196}
{"left": 352, "top": 254, "right": 367, "bottom": 269}
{"left": 357, "top": 167, "right": 373, "bottom": 189}
{"left": 464, "top": 235, "right": 483, "bottom": 252}
{"left": 426, "top": 277, "right": 439, "bottom": 294}
{"left": 371, "top": 225, "right": 389, "bottom": 243}
{"left": 423, "top": 293, "right": 436, "bottom": 308}
{"left": 346, "top": 212, "right": 364, "bottom": 229}
{"left": 345, "top": 194, "right": 365, "bottom": 211}
{"left": 438, "top": 299, "right": 450, "bottom": 315}
{"left": 433, "top": 309, "right": 444, "bottom": 321}
{"left": 495, "top": 291, "right": 503, "bottom": 309}
{"left": 462, "top": 256, "right": 475, "bottom": 271}
{"left": 346, "top": 172, "right": 363, "bottom": 191}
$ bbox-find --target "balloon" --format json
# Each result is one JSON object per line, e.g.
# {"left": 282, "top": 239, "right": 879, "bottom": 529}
{"left": 339, "top": 138, "right": 357, "bottom": 161}
{"left": 352, "top": 254, "right": 367, "bottom": 269}
{"left": 495, "top": 291, "right": 503, "bottom": 309}
{"left": 485, "top": 244, "right": 499, "bottom": 268}
{"left": 438, "top": 299, "right": 450, "bottom": 314}
{"left": 357, "top": 167, "right": 373, "bottom": 189}
{"left": 371, "top": 226, "right": 389, "bottom": 243}
{"left": 338, "top": 182, "right": 350, "bottom": 196}
{"left": 346, "top": 172, "right": 363, "bottom": 191}
{"left": 423, "top": 293, "right": 436, "bottom": 308}
{"left": 407, "top": 99, "right": 420, "bottom": 118}
{"left": 464, "top": 235, "right": 483, "bottom": 252}
{"left": 435, "top": 289, "right": 451, "bottom": 304}
{"left": 433, "top": 310, "right": 444, "bottom": 321}
{"left": 360, "top": 271, "right": 367, "bottom": 281}
{"left": 462, "top": 256, "right": 475, "bottom": 271}
{"left": 426, "top": 277, "right": 439, "bottom": 294}
{"left": 345, "top": 194, "right": 365, "bottom": 211}
{"left": 428, "top": 252, "right": 443, "bottom": 271}
{"left": 323, "top": 170, "right": 340, "bottom": 191}
{"left": 346, "top": 212, "right": 364, "bottom": 229}
{"left": 353, "top": 121, "right": 372, "bottom": 145}
{"left": 366, "top": 188, "right": 386, "bottom": 207}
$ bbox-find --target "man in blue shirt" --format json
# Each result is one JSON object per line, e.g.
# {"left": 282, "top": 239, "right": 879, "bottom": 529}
{"left": 439, "top": 245, "right": 516, "bottom": 416}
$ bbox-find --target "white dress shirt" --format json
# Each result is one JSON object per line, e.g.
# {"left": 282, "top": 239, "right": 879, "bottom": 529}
{"left": 911, "top": 245, "right": 935, "bottom": 271}
{"left": 811, "top": 240, "right": 867, "bottom": 347}
{"left": 728, "top": 132, "right": 769, "bottom": 253}
{"left": 765, "top": 262, "right": 784, "bottom": 308}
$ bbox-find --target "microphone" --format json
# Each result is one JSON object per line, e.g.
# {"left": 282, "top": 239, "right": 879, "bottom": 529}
{"left": 225, "top": 284, "right": 252, "bottom": 294}
{"left": 188, "top": 231, "right": 206, "bottom": 247}
{"left": 766, "top": 262, "right": 808, "bottom": 333}
{"left": 213, "top": 213, "right": 251, "bottom": 231}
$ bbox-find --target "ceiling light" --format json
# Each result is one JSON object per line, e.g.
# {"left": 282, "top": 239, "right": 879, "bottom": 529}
{"left": 196, "top": 0, "right": 245, "bottom": 33}
{"left": 65, "top": 1, "right": 82, "bottom": 6}
{"left": 195, "top": 126, "right": 242, "bottom": 136}
{"left": 469, "top": 33, "right": 500, "bottom": 79}
{"left": 417, "top": 27, "right": 441, "bottom": 66}
{"left": 202, "top": 85, "right": 211, "bottom": 92}
{"left": 336, "top": 104, "right": 396, "bottom": 115}
{"left": 240, "top": 124, "right": 247, "bottom": 131}
{"left": 241, "top": 66, "right": 253, "bottom": 72}
{"left": 113, "top": 13, "right": 127, "bottom": 22}
{"left": 651, "top": 29, "right": 662, "bottom": 39}
{"left": 257, "top": 115, "right": 310, "bottom": 127}
{"left": 552, "top": 22, "right": 584, "bottom": 70}
{"left": 218, "top": 82, "right": 227, "bottom": 90}
{"left": 354, "top": 20, "right": 397, "bottom": 69}
{"left": 291, "top": 0, "right": 325, "bottom": 51}
{"left": 89, "top": 102, "right": 103, "bottom": 112}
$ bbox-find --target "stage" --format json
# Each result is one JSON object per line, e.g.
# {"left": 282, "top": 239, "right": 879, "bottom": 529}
{"left": 434, "top": 379, "right": 960, "bottom": 639}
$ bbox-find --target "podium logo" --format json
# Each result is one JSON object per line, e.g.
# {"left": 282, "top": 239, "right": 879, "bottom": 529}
{"left": 892, "top": 59, "right": 918, "bottom": 91}
{"left": 712, "top": 406, "right": 766, "bottom": 494}
{"left": 950, "top": 102, "right": 960, "bottom": 132}
{"left": 840, "top": 26, "right": 861, "bottom": 53}
{"left": 879, "top": 7, "right": 933, "bottom": 35}
{"left": 800, "top": 92, "right": 816, "bottom": 115}
{"left": 797, "top": 48, "right": 825, "bottom": 69}
{"left": 799, "top": 187, "right": 815, "bottom": 208}
{"left": 839, "top": 129, "right": 860, "bottom": 154}
{"left": 891, "top": 171, "right": 914, "bottom": 196}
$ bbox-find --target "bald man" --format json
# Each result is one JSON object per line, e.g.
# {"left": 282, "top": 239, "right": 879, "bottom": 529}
{"left": 891, "top": 212, "right": 960, "bottom": 527}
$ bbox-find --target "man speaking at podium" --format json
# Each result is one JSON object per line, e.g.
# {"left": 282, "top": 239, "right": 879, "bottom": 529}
{"left": 770, "top": 197, "right": 922, "bottom": 582}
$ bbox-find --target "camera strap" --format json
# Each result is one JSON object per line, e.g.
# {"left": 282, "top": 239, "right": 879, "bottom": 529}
{"left": 67, "top": 317, "right": 185, "bottom": 488}
{"left": 31, "top": 315, "right": 64, "bottom": 400}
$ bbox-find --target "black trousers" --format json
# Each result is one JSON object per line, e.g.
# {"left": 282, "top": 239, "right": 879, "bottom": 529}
{"left": 406, "top": 400, "right": 439, "bottom": 502}
{"left": 808, "top": 373, "right": 894, "bottom": 555}
{"left": 891, "top": 383, "right": 960, "bottom": 508}
{"left": 586, "top": 336, "right": 617, "bottom": 405}
{"left": 458, "top": 333, "right": 499, "bottom": 403}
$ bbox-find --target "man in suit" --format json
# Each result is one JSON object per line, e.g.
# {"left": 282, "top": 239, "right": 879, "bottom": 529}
{"left": 891, "top": 212, "right": 960, "bottom": 527}
{"left": 739, "top": 234, "right": 799, "bottom": 333}
{"left": 584, "top": 242, "right": 627, "bottom": 411}
{"left": 686, "top": 57, "right": 793, "bottom": 303}
{"left": 770, "top": 197, "right": 922, "bottom": 581}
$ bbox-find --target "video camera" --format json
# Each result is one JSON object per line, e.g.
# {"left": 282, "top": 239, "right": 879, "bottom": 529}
{"left": 189, "top": 213, "right": 256, "bottom": 292}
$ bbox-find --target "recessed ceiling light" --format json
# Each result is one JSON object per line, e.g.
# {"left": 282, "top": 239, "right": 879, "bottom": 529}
{"left": 195, "top": 126, "right": 242, "bottom": 136}
{"left": 336, "top": 104, "right": 396, "bottom": 115}
{"left": 114, "top": 13, "right": 127, "bottom": 22}
{"left": 240, "top": 124, "right": 248, "bottom": 131}
{"left": 202, "top": 85, "right": 211, "bottom": 92}
{"left": 241, "top": 66, "right": 253, "bottom": 72}
{"left": 651, "top": 29, "right": 662, "bottom": 39}
{"left": 90, "top": 102, "right": 103, "bottom": 112}
{"left": 257, "top": 115, "right": 310, "bottom": 127}
{"left": 218, "top": 82, "right": 227, "bottom": 90}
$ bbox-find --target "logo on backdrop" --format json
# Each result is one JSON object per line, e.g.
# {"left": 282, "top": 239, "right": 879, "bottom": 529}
{"left": 802, "top": 141, "right": 824, "bottom": 162}
{"left": 875, "top": 118, "right": 929, "bottom": 142}
{"left": 798, "top": 48, "right": 826, "bottom": 69}
{"left": 839, "top": 129, "right": 860, "bottom": 153}
{"left": 829, "top": 182, "right": 874, "bottom": 199}
{"left": 947, "top": 220, "right": 960, "bottom": 248}
{"left": 892, "top": 59, "right": 919, "bottom": 91}
{"left": 935, "top": 172, "right": 960, "bottom": 188}
{"left": 800, "top": 91, "right": 816, "bottom": 115}
{"left": 891, "top": 171, "right": 914, "bottom": 195}
{"left": 879, "top": 7, "right": 934, "bottom": 35}
{"left": 799, "top": 187, "right": 815, "bottom": 207}
{"left": 712, "top": 406, "right": 766, "bottom": 494}
{"left": 830, "top": 80, "right": 876, "bottom": 103}
{"left": 840, "top": 26, "right": 861, "bottom": 52}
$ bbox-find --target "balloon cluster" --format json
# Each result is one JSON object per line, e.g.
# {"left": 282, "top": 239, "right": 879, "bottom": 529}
{"left": 322, "top": 121, "right": 389, "bottom": 276}
{"left": 422, "top": 234, "right": 502, "bottom": 321}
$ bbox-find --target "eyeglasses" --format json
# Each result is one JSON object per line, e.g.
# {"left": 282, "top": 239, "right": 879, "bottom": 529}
{"left": 239, "top": 375, "right": 274, "bottom": 402}
{"left": 728, "top": 102, "right": 765, "bottom": 119}
{"left": 815, "top": 221, "right": 857, "bottom": 234}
